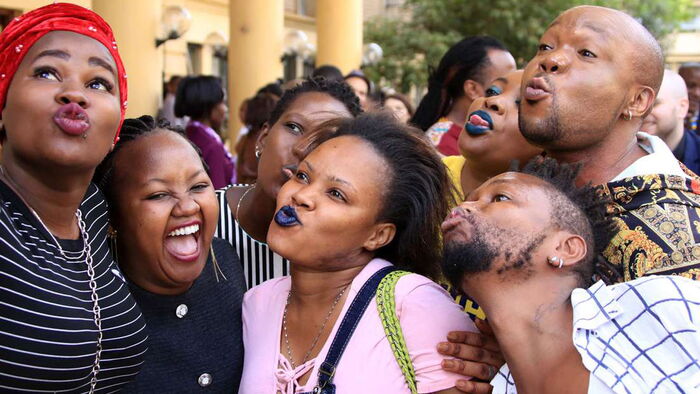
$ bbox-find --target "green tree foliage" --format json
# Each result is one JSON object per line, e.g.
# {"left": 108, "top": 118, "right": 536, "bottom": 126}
{"left": 364, "top": 0, "right": 694, "bottom": 93}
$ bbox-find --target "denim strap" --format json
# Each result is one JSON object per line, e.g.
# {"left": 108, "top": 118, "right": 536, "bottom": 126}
{"left": 305, "top": 265, "right": 397, "bottom": 394}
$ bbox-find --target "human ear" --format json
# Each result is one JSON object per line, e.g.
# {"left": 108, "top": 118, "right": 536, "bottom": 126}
{"left": 678, "top": 97, "right": 690, "bottom": 120}
{"left": 548, "top": 232, "right": 587, "bottom": 269}
{"left": 463, "top": 80, "right": 485, "bottom": 102}
{"left": 256, "top": 123, "right": 270, "bottom": 151}
{"left": 363, "top": 222, "right": 397, "bottom": 252}
{"left": 627, "top": 86, "right": 656, "bottom": 118}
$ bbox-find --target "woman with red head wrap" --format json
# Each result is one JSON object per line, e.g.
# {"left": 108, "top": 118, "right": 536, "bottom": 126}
{"left": 0, "top": 4, "right": 147, "bottom": 392}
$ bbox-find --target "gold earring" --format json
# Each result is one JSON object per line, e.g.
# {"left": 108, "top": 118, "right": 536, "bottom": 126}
{"left": 624, "top": 109, "right": 632, "bottom": 121}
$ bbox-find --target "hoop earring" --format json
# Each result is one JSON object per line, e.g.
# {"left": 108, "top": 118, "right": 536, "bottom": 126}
{"left": 624, "top": 109, "right": 632, "bottom": 121}
{"left": 547, "top": 256, "right": 564, "bottom": 269}
{"left": 255, "top": 146, "right": 262, "bottom": 159}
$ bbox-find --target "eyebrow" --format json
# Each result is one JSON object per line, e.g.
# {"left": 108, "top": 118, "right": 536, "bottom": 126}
{"left": 143, "top": 170, "right": 206, "bottom": 186}
{"left": 34, "top": 49, "right": 70, "bottom": 62}
{"left": 88, "top": 56, "right": 115, "bottom": 75}
{"left": 329, "top": 175, "right": 357, "bottom": 193}
{"left": 33, "top": 49, "right": 115, "bottom": 75}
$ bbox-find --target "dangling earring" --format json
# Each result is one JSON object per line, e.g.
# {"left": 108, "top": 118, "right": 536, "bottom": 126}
{"left": 107, "top": 226, "right": 118, "bottom": 262}
{"left": 624, "top": 109, "right": 632, "bottom": 121}
{"left": 547, "top": 256, "right": 564, "bottom": 269}
{"left": 255, "top": 146, "right": 262, "bottom": 159}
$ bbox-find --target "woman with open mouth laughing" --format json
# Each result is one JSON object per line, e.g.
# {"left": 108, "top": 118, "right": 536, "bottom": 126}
{"left": 94, "top": 116, "right": 246, "bottom": 392}
{"left": 239, "top": 113, "right": 476, "bottom": 394}
{"left": 444, "top": 70, "right": 542, "bottom": 202}
{"left": 0, "top": 4, "right": 148, "bottom": 392}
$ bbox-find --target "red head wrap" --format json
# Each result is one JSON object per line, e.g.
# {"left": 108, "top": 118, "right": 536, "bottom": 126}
{"left": 0, "top": 2, "right": 127, "bottom": 141}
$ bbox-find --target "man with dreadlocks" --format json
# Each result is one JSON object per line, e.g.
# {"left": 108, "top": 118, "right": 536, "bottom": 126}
{"left": 442, "top": 157, "right": 700, "bottom": 393}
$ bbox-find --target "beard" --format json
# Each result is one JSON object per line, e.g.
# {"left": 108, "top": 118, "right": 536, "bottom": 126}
{"left": 441, "top": 214, "right": 546, "bottom": 291}
{"left": 518, "top": 95, "right": 566, "bottom": 146}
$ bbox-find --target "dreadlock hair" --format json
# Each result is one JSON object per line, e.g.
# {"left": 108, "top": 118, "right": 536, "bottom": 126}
{"left": 298, "top": 113, "right": 456, "bottom": 280}
{"left": 93, "top": 115, "right": 206, "bottom": 212}
{"left": 520, "top": 157, "right": 619, "bottom": 287}
{"left": 411, "top": 36, "right": 508, "bottom": 131}
{"left": 266, "top": 76, "right": 362, "bottom": 127}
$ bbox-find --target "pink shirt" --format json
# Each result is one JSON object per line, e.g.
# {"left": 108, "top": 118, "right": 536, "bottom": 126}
{"left": 239, "top": 259, "right": 477, "bottom": 393}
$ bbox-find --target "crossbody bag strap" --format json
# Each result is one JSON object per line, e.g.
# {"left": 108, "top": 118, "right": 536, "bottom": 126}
{"left": 309, "top": 265, "right": 397, "bottom": 394}
{"left": 377, "top": 270, "right": 418, "bottom": 394}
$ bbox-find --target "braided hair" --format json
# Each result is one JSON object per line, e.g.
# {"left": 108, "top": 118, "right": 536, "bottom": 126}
{"left": 93, "top": 115, "right": 204, "bottom": 208}
{"left": 267, "top": 76, "right": 363, "bottom": 127}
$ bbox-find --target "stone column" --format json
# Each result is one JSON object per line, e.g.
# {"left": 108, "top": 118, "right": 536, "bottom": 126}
{"left": 316, "top": 0, "right": 363, "bottom": 75}
{"left": 93, "top": 0, "right": 162, "bottom": 118}
{"left": 228, "top": 0, "right": 284, "bottom": 144}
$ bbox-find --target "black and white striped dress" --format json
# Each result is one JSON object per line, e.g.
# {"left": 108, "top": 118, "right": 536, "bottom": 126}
{"left": 215, "top": 186, "right": 289, "bottom": 288}
{"left": 0, "top": 181, "right": 148, "bottom": 393}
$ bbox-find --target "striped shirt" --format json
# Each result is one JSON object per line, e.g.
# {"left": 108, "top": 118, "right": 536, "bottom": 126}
{"left": 491, "top": 276, "right": 700, "bottom": 393}
{"left": 215, "top": 186, "right": 289, "bottom": 288}
{"left": 0, "top": 180, "right": 148, "bottom": 393}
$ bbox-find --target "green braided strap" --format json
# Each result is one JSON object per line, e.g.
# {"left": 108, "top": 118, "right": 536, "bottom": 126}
{"left": 376, "top": 270, "right": 417, "bottom": 394}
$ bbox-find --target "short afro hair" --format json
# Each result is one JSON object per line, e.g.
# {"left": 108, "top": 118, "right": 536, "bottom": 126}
{"left": 266, "top": 76, "right": 362, "bottom": 127}
{"left": 520, "top": 157, "right": 619, "bottom": 286}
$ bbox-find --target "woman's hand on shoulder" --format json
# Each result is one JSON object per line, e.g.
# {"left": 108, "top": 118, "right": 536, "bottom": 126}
{"left": 437, "top": 319, "right": 504, "bottom": 394}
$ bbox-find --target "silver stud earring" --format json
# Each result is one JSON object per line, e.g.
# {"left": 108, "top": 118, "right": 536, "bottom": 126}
{"left": 255, "top": 146, "right": 262, "bottom": 159}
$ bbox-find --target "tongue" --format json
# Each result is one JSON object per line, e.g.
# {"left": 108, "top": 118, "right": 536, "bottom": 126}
{"left": 469, "top": 115, "right": 489, "bottom": 127}
{"left": 164, "top": 235, "right": 198, "bottom": 257}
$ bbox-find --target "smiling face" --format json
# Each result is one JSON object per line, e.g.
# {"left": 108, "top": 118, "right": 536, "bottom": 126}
{"left": 256, "top": 91, "right": 353, "bottom": 199}
{"left": 267, "top": 135, "right": 395, "bottom": 270}
{"left": 2, "top": 31, "right": 120, "bottom": 171}
{"left": 518, "top": 7, "right": 639, "bottom": 150}
{"left": 461, "top": 70, "right": 541, "bottom": 174}
{"left": 441, "top": 172, "right": 554, "bottom": 284}
{"left": 111, "top": 131, "right": 218, "bottom": 295}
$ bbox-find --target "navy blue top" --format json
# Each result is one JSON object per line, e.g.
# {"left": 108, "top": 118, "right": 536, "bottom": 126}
{"left": 673, "top": 129, "right": 700, "bottom": 175}
{"left": 122, "top": 237, "right": 246, "bottom": 393}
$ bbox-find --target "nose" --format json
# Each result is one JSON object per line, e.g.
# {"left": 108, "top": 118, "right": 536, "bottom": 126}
{"left": 290, "top": 185, "right": 315, "bottom": 211}
{"left": 55, "top": 80, "right": 88, "bottom": 108}
{"left": 457, "top": 200, "right": 479, "bottom": 213}
{"left": 538, "top": 48, "right": 570, "bottom": 74}
{"left": 173, "top": 194, "right": 200, "bottom": 217}
{"left": 483, "top": 96, "right": 504, "bottom": 116}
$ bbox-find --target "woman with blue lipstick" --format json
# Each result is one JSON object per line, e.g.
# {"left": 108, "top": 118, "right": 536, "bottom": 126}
{"left": 240, "top": 113, "right": 476, "bottom": 394}
{"left": 443, "top": 70, "right": 542, "bottom": 202}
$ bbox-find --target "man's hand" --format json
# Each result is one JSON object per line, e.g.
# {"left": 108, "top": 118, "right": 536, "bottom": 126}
{"left": 438, "top": 319, "right": 505, "bottom": 394}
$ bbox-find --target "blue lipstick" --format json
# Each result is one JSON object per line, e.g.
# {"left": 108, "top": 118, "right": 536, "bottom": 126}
{"left": 465, "top": 110, "right": 493, "bottom": 136}
{"left": 274, "top": 205, "right": 301, "bottom": 227}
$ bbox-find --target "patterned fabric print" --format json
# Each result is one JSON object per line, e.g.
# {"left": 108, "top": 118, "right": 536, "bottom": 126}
{"left": 425, "top": 118, "right": 454, "bottom": 146}
{"left": 600, "top": 171, "right": 700, "bottom": 282}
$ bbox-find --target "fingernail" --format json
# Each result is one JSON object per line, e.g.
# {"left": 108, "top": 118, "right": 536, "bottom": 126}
{"left": 447, "top": 332, "right": 458, "bottom": 340}
{"left": 443, "top": 360, "right": 454, "bottom": 369}
{"left": 438, "top": 343, "right": 449, "bottom": 352}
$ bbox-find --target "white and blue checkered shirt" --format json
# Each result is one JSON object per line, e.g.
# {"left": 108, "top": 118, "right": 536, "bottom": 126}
{"left": 491, "top": 276, "right": 700, "bottom": 393}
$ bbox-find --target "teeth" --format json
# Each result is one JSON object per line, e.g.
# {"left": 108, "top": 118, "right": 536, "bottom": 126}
{"left": 167, "top": 224, "right": 200, "bottom": 237}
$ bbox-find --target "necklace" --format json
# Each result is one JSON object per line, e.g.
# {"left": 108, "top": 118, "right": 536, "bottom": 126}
{"left": 282, "top": 286, "right": 348, "bottom": 369}
{"left": 235, "top": 185, "right": 255, "bottom": 219}
{"left": 0, "top": 165, "right": 103, "bottom": 393}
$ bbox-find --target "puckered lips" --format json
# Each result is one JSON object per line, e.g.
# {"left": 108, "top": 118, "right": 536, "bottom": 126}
{"left": 441, "top": 207, "right": 472, "bottom": 241}
{"left": 523, "top": 77, "right": 551, "bottom": 103}
{"left": 53, "top": 103, "right": 90, "bottom": 136}
{"left": 274, "top": 205, "right": 302, "bottom": 227}
{"left": 465, "top": 110, "right": 493, "bottom": 136}
{"left": 164, "top": 221, "right": 201, "bottom": 262}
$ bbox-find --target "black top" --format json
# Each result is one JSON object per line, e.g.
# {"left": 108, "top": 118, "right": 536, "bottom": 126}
{"left": 0, "top": 180, "right": 148, "bottom": 393}
{"left": 122, "top": 237, "right": 246, "bottom": 393}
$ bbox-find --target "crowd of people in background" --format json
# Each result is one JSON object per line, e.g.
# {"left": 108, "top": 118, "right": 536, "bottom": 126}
{"left": 1, "top": 3, "right": 700, "bottom": 394}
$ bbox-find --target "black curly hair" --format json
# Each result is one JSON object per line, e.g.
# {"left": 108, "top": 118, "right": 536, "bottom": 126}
{"left": 267, "top": 76, "right": 362, "bottom": 127}
{"left": 520, "top": 157, "right": 619, "bottom": 286}
{"left": 93, "top": 115, "right": 205, "bottom": 209}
